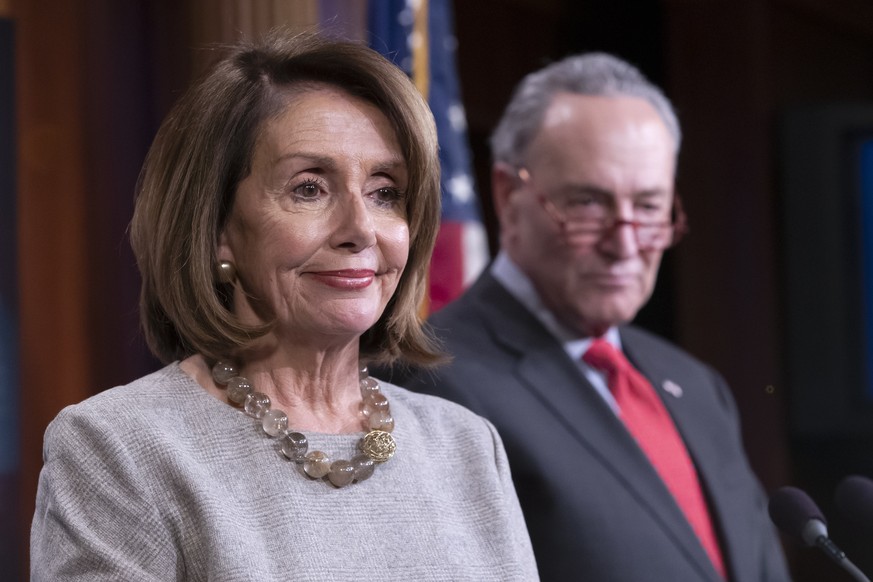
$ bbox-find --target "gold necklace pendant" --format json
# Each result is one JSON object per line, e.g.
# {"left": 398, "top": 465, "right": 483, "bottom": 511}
{"left": 360, "top": 430, "right": 397, "bottom": 462}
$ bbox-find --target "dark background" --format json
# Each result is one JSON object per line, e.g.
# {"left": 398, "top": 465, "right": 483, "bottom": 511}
{"left": 7, "top": 0, "right": 873, "bottom": 580}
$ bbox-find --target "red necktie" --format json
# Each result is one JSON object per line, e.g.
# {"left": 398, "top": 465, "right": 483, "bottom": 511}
{"left": 584, "top": 338, "right": 726, "bottom": 579}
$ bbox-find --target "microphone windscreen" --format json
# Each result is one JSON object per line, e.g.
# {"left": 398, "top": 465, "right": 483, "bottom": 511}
{"left": 768, "top": 486, "right": 827, "bottom": 542}
{"left": 835, "top": 475, "right": 873, "bottom": 530}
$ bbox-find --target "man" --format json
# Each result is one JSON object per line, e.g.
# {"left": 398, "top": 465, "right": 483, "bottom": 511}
{"left": 384, "top": 54, "right": 790, "bottom": 580}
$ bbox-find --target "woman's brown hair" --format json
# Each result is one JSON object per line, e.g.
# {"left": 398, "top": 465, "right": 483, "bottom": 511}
{"left": 130, "top": 29, "right": 442, "bottom": 366}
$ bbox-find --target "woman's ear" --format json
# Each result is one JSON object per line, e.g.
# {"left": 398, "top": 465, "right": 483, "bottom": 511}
{"left": 216, "top": 220, "right": 237, "bottom": 265}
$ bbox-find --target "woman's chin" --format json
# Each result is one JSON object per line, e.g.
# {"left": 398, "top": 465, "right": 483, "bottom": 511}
{"left": 290, "top": 310, "right": 384, "bottom": 343}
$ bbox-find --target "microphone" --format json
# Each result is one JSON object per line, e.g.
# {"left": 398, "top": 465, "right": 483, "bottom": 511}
{"left": 835, "top": 475, "right": 873, "bottom": 532}
{"left": 768, "top": 486, "right": 870, "bottom": 582}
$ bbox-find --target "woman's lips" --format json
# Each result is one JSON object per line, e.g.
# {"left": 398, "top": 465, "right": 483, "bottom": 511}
{"left": 307, "top": 269, "right": 376, "bottom": 289}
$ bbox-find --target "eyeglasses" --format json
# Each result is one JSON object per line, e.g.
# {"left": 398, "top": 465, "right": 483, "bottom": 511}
{"left": 517, "top": 167, "right": 688, "bottom": 251}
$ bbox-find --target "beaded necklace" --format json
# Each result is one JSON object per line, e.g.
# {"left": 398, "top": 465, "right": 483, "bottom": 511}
{"left": 211, "top": 361, "right": 397, "bottom": 488}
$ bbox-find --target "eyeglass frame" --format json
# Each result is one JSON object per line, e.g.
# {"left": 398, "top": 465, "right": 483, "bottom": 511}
{"left": 516, "top": 167, "right": 689, "bottom": 250}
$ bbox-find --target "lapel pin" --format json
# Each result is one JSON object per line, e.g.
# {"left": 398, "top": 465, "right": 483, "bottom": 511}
{"left": 662, "top": 379, "right": 683, "bottom": 398}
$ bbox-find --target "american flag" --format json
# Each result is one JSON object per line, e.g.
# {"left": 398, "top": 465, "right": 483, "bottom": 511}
{"left": 367, "top": 0, "right": 488, "bottom": 313}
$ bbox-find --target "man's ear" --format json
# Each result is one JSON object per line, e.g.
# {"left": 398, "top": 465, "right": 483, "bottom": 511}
{"left": 491, "top": 162, "right": 519, "bottom": 226}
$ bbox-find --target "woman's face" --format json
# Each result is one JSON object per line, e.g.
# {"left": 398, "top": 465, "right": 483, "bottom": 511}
{"left": 218, "top": 86, "right": 410, "bottom": 347}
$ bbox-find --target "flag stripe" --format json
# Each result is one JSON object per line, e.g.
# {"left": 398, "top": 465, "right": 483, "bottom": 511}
{"left": 412, "top": 0, "right": 429, "bottom": 97}
{"left": 368, "top": 0, "right": 487, "bottom": 313}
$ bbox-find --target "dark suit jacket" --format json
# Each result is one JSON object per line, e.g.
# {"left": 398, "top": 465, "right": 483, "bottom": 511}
{"left": 379, "top": 272, "right": 790, "bottom": 581}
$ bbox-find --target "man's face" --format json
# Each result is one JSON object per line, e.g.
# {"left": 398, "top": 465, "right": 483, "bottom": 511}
{"left": 498, "top": 93, "right": 677, "bottom": 337}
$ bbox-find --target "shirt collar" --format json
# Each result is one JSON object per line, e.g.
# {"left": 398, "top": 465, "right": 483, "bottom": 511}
{"left": 490, "top": 251, "right": 623, "bottom": 357}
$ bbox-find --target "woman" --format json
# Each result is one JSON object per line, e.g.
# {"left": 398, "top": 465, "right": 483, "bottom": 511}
{"left": 31, "top": 31, "right": 538, "bottom": 581}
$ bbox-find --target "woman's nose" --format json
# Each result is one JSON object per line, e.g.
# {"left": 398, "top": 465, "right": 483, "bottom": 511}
{"left": 331, "top": 193, "right": 377, "bottom": 251}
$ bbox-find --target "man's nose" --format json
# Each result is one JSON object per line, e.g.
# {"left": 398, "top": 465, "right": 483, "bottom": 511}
{"left": 597, "top": 215, "right": 640, "bottom": 259}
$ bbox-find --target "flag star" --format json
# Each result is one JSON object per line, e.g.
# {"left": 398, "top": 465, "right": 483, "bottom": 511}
{"left": 398, "top": 5, "right": 413, "bottom": 26}
{"left": 448, "top": 103, "right": 467, "bottom": 133}
{"left": 447, "top": 173, "right": 474, "bottom": 204}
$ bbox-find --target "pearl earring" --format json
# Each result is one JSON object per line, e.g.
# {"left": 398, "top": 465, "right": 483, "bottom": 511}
{"left": 217, "top": 260, "right": 237, "bottom": 284}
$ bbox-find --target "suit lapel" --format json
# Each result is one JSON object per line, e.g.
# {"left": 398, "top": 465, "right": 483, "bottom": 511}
{"left": 468, "top": 275, "right": 722, "bottom": 581}
{"left": 622, "top": 328, "right": 748, "bottom": 581}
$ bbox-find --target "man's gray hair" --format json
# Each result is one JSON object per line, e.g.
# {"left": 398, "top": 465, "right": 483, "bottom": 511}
{"left": 490, "top": 52, "right": 681, "bottom": 167}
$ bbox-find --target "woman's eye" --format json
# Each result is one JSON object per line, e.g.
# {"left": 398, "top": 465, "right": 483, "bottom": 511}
{"left": 371, "top": 187, "right": 405, "bottom": 208}
{"left": 292, "top": 180, "right": 324, "bottom": 200}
